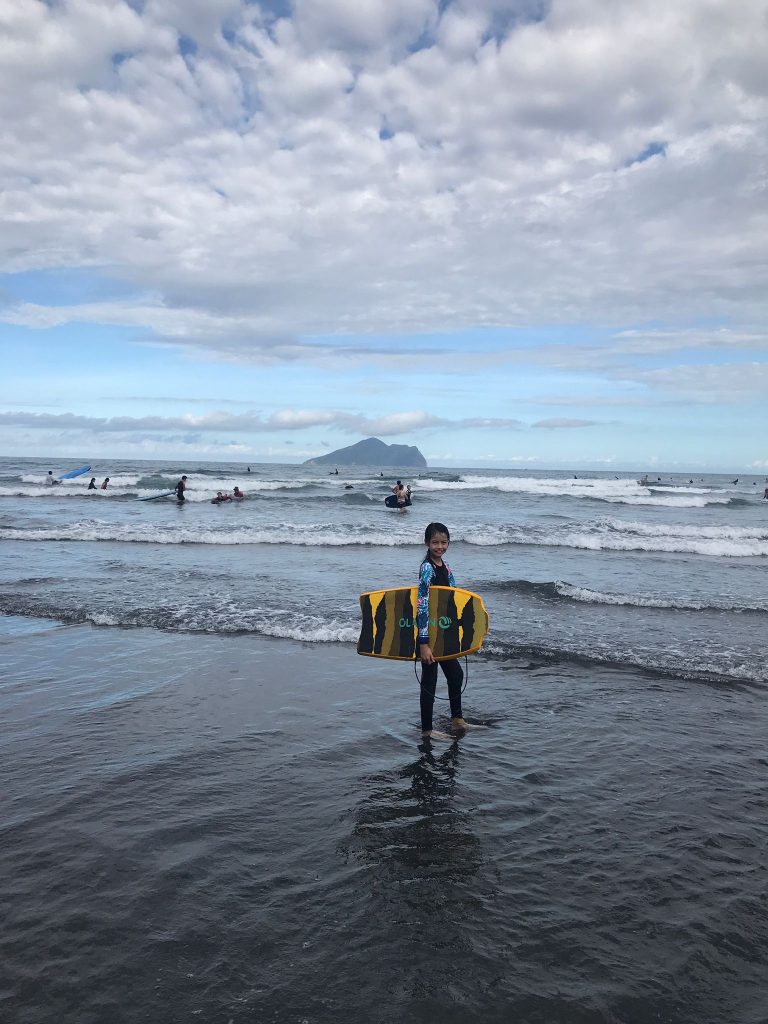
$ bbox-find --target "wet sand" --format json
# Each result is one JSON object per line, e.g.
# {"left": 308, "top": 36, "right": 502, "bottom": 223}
{"left": 2, "top": 620, "right": 766, "bottom": 1024}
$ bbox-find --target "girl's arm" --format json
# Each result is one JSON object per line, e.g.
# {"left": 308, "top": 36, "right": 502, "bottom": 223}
{"left": 416, "top": 561, "right": 434, "bottom": 643}
{"left": 445, "top": 561, "right": 456, "bottom": 587}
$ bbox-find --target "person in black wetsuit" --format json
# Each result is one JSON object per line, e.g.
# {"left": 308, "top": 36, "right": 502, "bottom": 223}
{"left": 417, "top": 522, "right": 467, "bottom": 738}
{"left": 175, "top": 475, "right": 187, "bottom": 502}
{"left": 88, "top": 478, "right": 97, "bottom": 490}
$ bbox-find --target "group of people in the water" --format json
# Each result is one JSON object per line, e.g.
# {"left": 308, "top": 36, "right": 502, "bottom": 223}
{"left": 46, "top": 470, "right": 111, "bottom": 489}
{"left": 173, "top": 476, "right": 246, "bottom": 504}
{"left": 45, "top": 468, "right": 413, "bottom": 508}
{"left": 46, "top": 470, "right": 106, "bottom": 490}
{"left": 211, "top": 487, "right": 245, "bottom": 504}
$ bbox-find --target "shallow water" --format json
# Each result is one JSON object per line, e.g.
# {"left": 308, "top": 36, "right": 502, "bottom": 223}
{"left": 1, "top": 457, "right": 766, "bottom": 684}
{"left": 2, "top": 622, "right": 766, "bottom": 1024}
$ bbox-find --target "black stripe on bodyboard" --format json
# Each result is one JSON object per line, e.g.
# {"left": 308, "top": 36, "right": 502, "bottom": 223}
{"left": 458, "top": 596, "right": 476, "bottom": 652}
{"left": 397, "top": 590, "right": 416, "bottom": 659}
{"left": 441, "top": 589, "right": 461, "bottom": 656}
{"left": 358, "top": 595, "right": 374, "bottom": 655}
{"left": 372, "top": 595, "right": 388, "bottom": 655}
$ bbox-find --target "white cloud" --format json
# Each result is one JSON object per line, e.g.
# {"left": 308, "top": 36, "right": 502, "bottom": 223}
{"left": 0, "top": 0, "right": 765, "bottom": 344}
{"left": 0, "top": 407, "right": 522, "bottom": 436}
{"left": 291, "top": 0, "right": 438, "bottom": 60}
{"left": 635, "top": 361, "right": 768, "bottom": 401}
{"left": 532, "top": 418, "right": 601, "bottom": 429}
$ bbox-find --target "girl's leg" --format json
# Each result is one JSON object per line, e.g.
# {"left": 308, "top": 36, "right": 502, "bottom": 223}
{"left": 419, "top": 661, "right": 438, "bottom": 732}
{"left": 440, "top": 659, "right": 464, "bottom": 722}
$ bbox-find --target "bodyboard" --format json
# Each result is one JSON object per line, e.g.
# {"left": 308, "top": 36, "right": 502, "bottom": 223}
{"left": 384, "top": 494, "right": 412, "bottom": 508}
{"left": 357, "top": 585, "right": 489, "bottom": 661}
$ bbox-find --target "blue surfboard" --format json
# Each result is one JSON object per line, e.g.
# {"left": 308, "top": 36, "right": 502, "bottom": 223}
{"left": 58, "top": 465, "right": 91, "bottom": 480}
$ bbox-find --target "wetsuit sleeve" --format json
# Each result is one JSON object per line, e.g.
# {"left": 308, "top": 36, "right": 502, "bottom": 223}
{"left": 417, "top": 562, "right": 434, "bottom": 642}
{"left": 445, "top": 562, "right": 457, "bottom": 588}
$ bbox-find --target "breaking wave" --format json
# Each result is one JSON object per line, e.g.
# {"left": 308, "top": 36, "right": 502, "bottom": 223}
{"left": 482, "top": 579, "right": 768, "bottom": 614}
{"left": 2, "top": 517, "right": 767, "bottom": 556}
{"left": 414, "top": 475, "right": 742, "bottom": 507}
{"left": 0, "top": 594, "right": 762, "bottom": 686}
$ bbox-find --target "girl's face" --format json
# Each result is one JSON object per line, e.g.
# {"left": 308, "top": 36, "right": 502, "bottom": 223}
{"left": 427, "top": 532, "right": 449, "bottom": 562}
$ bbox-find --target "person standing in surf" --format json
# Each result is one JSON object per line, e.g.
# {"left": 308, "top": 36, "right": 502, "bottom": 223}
{"left": 175, "top": 475, "right": 187, "bottom": 502}
{"left": 392, "top": 479, "right": 409, "bottom": 513}
{"left": 417, "top": 522, "right": 467, "bottom": 738}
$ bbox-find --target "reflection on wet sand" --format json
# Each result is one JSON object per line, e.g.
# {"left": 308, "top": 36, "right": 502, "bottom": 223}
{"left": 342, "top": 739, "right": 492, "bottom": 910}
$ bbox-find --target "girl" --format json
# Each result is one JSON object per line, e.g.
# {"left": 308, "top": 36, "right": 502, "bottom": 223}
{"left": 417, "top": 522, "right": 467, "bottom": 737}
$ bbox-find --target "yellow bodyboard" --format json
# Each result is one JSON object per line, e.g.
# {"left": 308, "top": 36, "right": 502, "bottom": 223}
{"left": 357, "top": 586, "right": 489, "bottom": 661}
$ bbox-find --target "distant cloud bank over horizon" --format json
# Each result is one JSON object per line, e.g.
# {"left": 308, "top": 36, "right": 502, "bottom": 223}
{"left": 0, "top": 0, "right": 765, "bottom": 469}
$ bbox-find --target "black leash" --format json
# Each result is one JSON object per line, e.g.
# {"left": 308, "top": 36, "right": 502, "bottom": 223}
{"left": 413, "top": 653, "right": 469, "bottom": 699}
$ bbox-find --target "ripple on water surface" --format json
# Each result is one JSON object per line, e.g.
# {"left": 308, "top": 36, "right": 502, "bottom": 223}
{"left": 1, "top": 625, "right": 766, "bottom": 1024}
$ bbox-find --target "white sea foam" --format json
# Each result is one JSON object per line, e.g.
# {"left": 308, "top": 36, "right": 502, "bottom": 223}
{"left": 3, "top": 477, "right": 322, "bottom": 500}
{"left": 607, "top": 520, "right": 768, "bottom": 540}
{"left": 414, "top": 475, "right": 734, "bottom": 507}
{"left": 2, "top": 516, "right": 766, "bottom": 557}
{"left": 20, "top": 473, "right": 141, "bottom": 487}
{"left": 1, "top": 484, "right": 152, "bottom": 499}
{"left": 74, "top": 602, "right": 358, "bottom": 643}
{"left": 0, "top": 521, "right": 414, "bottom": 546}
{"left": 553, "top": 581, "right": 768, "bottom": 613}
{"left": 460, "top": 520, "right": 768, "bottom": 557}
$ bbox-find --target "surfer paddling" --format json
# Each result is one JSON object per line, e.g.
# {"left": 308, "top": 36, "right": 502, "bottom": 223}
{"left": 417, "top": 522, "right": 468, "bottom": 738}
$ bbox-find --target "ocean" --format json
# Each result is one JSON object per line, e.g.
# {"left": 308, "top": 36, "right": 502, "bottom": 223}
{"left": 1, "top": 456, "right": 766, "bottom": 1023}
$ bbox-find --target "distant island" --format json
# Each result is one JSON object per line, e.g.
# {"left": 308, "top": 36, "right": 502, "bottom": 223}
{"left": 303, "top": 437, "right": 427, "bottom": 468}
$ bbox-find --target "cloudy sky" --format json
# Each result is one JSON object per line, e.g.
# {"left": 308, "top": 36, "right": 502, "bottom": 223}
{"left": 1, "top": 0, "right": 766, "bottom": 470}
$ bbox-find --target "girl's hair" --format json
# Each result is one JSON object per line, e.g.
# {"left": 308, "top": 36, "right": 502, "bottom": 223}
{"left": 424, "top": 522, "right": 450, "bottom": 544}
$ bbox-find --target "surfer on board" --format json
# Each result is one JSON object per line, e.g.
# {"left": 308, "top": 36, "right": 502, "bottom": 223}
{"left": 417, "top": 522, "right": 467, "bottom": 738}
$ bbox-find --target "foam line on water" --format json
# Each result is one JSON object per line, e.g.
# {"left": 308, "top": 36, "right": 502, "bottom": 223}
{"left": 2, "top": 517, "right": 767, "bottom": 555}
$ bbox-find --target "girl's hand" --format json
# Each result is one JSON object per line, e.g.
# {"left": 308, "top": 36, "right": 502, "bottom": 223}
{"left": 420, "top": 644, "right": 435, "bottom": 665}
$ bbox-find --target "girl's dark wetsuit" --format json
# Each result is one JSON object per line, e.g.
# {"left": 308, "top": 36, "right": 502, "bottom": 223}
{"left": 417, "top": 557, "right": 464, "bottom": 732}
